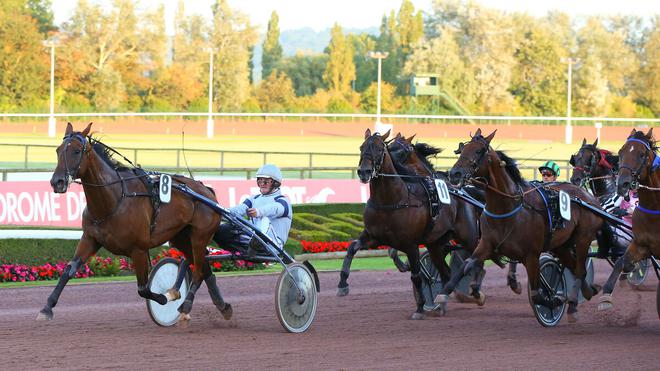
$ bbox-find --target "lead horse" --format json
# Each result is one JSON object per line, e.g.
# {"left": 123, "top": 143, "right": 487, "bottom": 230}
{"left": 442, "top": 129, "right": 603, "bottom": 322}
{"left": 39, "top": 123, "right": 232, "bottom": 326}
{"left": 598, "top": 128, "right": 660, "bottom": 317}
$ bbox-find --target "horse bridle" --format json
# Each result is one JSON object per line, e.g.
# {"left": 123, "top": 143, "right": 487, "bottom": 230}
{"left": 454, "top": 136, "right": 491, "bottom": 181}
{"left": 360, "top": 134, "right": 387, "bottom": 179}
{"left": 60, "top": 133, "right": 88, "bottom": 186}
{"left": 619, "top": 138, "right": 653, "bottom": 191}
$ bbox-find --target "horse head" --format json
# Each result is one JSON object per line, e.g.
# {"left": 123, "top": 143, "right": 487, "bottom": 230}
{"left": 50, "top": 122, "right": 93, "bottom": 193}
{"left": 570, "top": 138, "right": 600, "bottom": 186}
{"left": 617, "top": 128, "right": 657, "bottom": 198}
{"left": 388, "top": 133, "right": 416, "bottom": 164}
{"left": 449, "top": 128, "right": 496, "bottom": 187}
{"left": 357, "top": 128, "right": 390, "bottom": 183}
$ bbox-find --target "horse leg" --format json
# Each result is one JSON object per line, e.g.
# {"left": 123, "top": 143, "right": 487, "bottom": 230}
{"left": 468, "top": 262, "right": 486, "bottom": 306}
{"left": 599, "top": 241, "right": 642, "bottom": 312}
{"left": 507, "top": 262, "right": 523, "bottom": 295}
{"left": 176, "top": 228, "right": 212, "bottom": 328}
{"left": 37, "top": 236, "right": 100, "bottom": 321}
{"left": 437, "top": 255, "right": 481, "bottom": 306}
{"left": 202, "top": 263, "right": 232, "bottom": 320}
{"left": 337, "top": 232, "right": 376, "bottom": 296}
{"left": 133, "top": 249, "right": 168, "bottom": 305}
{"left": 406, "top": 246, "right": 431, "bottom": 319}
{"left": 389, "top": 247, "right": 409, "bottom": 273}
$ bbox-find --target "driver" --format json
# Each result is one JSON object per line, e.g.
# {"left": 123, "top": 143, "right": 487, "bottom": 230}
{"left": 213, "top": 164, "right": 293, "bottom": 253}
{"left": 539, "top": 161, "right": 560, "bottom": 182}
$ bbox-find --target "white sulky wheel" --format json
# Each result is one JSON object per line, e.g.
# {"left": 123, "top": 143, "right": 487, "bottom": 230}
{"left": 275, "top": 263, "right": 318, "bottom": 333}
{"left": 146, "top": 257, "right": 190, "bottom": 327}
{"left": 528, "top": 254, "right": 567, "bottom": 327}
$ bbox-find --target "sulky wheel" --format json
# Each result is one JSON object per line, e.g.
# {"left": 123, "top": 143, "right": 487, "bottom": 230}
{"left": 562, "top": 256, "right": 594, "bottom": 304}
{"left": 627, "top": 258, "right": 650, "bottom": 287}
{"left": 528, "top": 254, "right": 567, "bottom": 327}
{"left": 419, "top": 250, "right": 443, "bottom": 310}
{"left": 146, "top": 257, "right": 190, "bottom": 327}
{"left": 275, "top": 263, "right": 318, "bottom": 333}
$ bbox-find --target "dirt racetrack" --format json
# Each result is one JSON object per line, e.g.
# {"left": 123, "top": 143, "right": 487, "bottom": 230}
{"left": 1, "top": 260, "right": 658, "bottom": 370}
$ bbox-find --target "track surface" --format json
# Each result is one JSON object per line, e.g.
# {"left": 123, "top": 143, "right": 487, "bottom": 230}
{"left": 1, "top": 260, "right": 658, "bottom": 370}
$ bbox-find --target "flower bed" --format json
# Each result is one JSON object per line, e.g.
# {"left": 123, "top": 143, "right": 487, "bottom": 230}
{"left": 0, "top": 247, "right": 266, "bottom": 283}
{"left": 299, "top": 240, "right": 427, "bottom": 254}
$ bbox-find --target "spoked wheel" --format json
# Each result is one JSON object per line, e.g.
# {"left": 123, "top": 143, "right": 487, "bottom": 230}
{"left": 419, "top": 250, "right": 443, "bottom": 310}
{"left": 528, "top": 254, "right": 567, "bottom": 327}
{"left": 627, "top": 259, "right": 650, "bottom": 287}
{"left": 146, "top": 257, "right": 190, "bottom": 327}
{"left": 275, "top": 263, "right": 318, "bottom": 333}
{"left": 563, "top": 256, "right": 594, "bottom": 304}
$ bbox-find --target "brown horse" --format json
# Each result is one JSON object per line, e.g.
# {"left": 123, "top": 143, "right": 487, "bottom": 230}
{"left": 39, "top": 123, "right": 232, "bottom": 327}
{"left": 598, "top": 128, "right": 660, "bottom": 316}
{"left": 387, "top": 133, "right": 489, "bottom": 304}
{"left": 339, "top": 128, "right": 476, "bottom": 319}
{"left": 444, "top": 129, "right": 603, "bottom": 322}
{"left": 569, "top": 138, "right": 631, "bottom": 258}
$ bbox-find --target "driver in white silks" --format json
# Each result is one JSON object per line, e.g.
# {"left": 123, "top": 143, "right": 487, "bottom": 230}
{"left": 213, "top": 164, "right": 293, "bottom": 254}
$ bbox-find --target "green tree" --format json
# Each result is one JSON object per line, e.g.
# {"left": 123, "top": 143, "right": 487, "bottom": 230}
{"left": 209, "top": 0, "right": 258, "bottom": 112}
{"left": 27, "top": 0, "right": 56, "bottom": 35}
{"left": 350, "top": 33, "right": 377, "bottom": 92}
{"left": 574, "top": 54, "right": 609, "bottom": 116}
{"left": 633, "top": 16, "right": 660, "bottom": 114}
{"left": 323, "top": 23, "right": 355, "bottom": 94}
{"left": 279, "top": 52, "right": 327, "bottom": 96}
{"left": 262, "top": 11, "right": 283, "bottom": 79}
{"left": 256, "top": 71, "right": 295, "bottom": 112}
{"left": 510, "top": 26, "right": 565, "bottom": 115}
{"left": 0, "top": 1, "right": 48, "bottom": 111}
{"left": 360, "top": 81, "right": 398, "bottom": 113}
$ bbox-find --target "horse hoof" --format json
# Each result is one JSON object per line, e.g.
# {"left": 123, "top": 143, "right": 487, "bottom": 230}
{"left": 597, "top": 295, "right": 613, "bottom": 312}
{"left": 426, "top": 303, "right": 446, "bottom": 317}
{"left": 476, "top": 292, "right": 486, "bottom": 306}
{"left": 221, "top": 303, "right": 233, "bottom": 320}
{"left": 567, "top": 312, "right": 578, "bottom": 323}
{"left": 411, "top": 312, "right": 425, "bottom": 320}
{"left": 176, "top": 313, "right": 192, "bottom": 328}
{"left": 165, "top": 288, "right": 181, "bottom": 301}
{"left": 512, "top": 283, "right": 522, "bottom": 295}
{"left": 437, "top": 294, "right": 449, "bottom": 305}
{"left": 36, "top": 310, "right": 53, "bottom": 321}
{"left": 336, "top": 286, "right": 349, "bottom": 297}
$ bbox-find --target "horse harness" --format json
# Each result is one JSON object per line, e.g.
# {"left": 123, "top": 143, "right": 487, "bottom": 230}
{"left": 64, "top": 133, "right": 163, "bottom": 230}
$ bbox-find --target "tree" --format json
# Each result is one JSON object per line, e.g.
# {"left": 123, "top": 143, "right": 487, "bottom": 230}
{"left": 256, "top": 71, "right": 295, "bottom": 112}
{"left": 209, "top": 0, "right": 258, "bottom": 112}
{"left": 360, "top": 81, "right": 398, "bottom": 113}
{"left": 27, "top": 0, "right": 56, "bottom": 35}
{"left": 633, "top": 16, "right": 660, "bottom": 114}
{"left": 510, "top": 26, "right": 565, "bottom": 115}
{"left": 0, "top": 1, "right": 48, "bottom": 110}
{"left": 262, "top": 11, "right": 283, "bottom": 79}
{"left": 574, "top": 54, "right": 609, "bottom": 116}
{"left": 323, "top": 23, "right": 355, "bottom": 95}
{"left": 350, "top": 33, "right": 377, "bottom": 92}
{"left": 279, "top": 52, "right": 327, "bottom": 96}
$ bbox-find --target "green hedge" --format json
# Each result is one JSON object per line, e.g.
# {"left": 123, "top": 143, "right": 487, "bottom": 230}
{"left": 0, "top": 203, "right": 366, "bottom": 265}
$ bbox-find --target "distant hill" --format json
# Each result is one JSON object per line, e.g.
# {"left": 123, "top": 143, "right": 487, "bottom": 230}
{"left": 280, "top": 26, "right": 379, "bottom": 55}
{"left": 252, "top": 26, "right": 379, "bottom": 81}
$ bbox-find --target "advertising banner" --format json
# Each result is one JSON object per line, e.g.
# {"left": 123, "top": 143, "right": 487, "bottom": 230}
{"left": 0, "top": 180, "right": 369, "bottom": 227}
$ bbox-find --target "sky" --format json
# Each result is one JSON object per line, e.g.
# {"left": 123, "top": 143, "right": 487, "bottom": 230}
{"left": 52, "top": 0, "right": 659, "bottom": 33}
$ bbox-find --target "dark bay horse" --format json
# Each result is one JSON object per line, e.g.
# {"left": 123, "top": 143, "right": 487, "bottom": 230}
{"left": 39, "top": 123, "right": 232, "bottom": 327}
{"left": 387, "top": 133, "right": 489, "bottom": 304}
{"left": 598, "top": 128, "right": 660, "bottom": 316}
{"left": 389, "top": 133, "right": 524, "bottom": 296}
{"left": 443, "top": 129, "right": 603, "bottom": 322}
{"left": 339, "top": 128, "right": 478, "bottom": 319}
{"left": 570, "top": 138, "right": 630, "bottom": 257}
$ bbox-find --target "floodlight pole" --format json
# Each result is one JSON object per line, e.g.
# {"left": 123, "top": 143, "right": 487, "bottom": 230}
{"left": 45, "top": 40, "right": 56, "bottom": 137}
{"left": 206, "top": 48, "right": 215, "bottom": 139}
{"left": 561, "top": 57, "right": 580, "bottom": 145}
{"left": 368, "top": 51, "right": 389, "bottom": 125}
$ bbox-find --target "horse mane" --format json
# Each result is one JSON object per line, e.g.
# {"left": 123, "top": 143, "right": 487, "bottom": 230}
{"left": 88, "top": 136, "right": 129, "bottom": 171}
{"left": 629, "top": 130, "right": 659, "bottom": 152}
{"left": 494, "top": 150, "right": 525, "bottom": 185}
{"left": 413, "top": 142, "right": 443, "bottom": 172}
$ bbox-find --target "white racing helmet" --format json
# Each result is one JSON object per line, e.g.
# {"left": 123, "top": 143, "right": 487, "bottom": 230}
{"left": 256, "top": 164, "right": 283, "bottom": 183}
